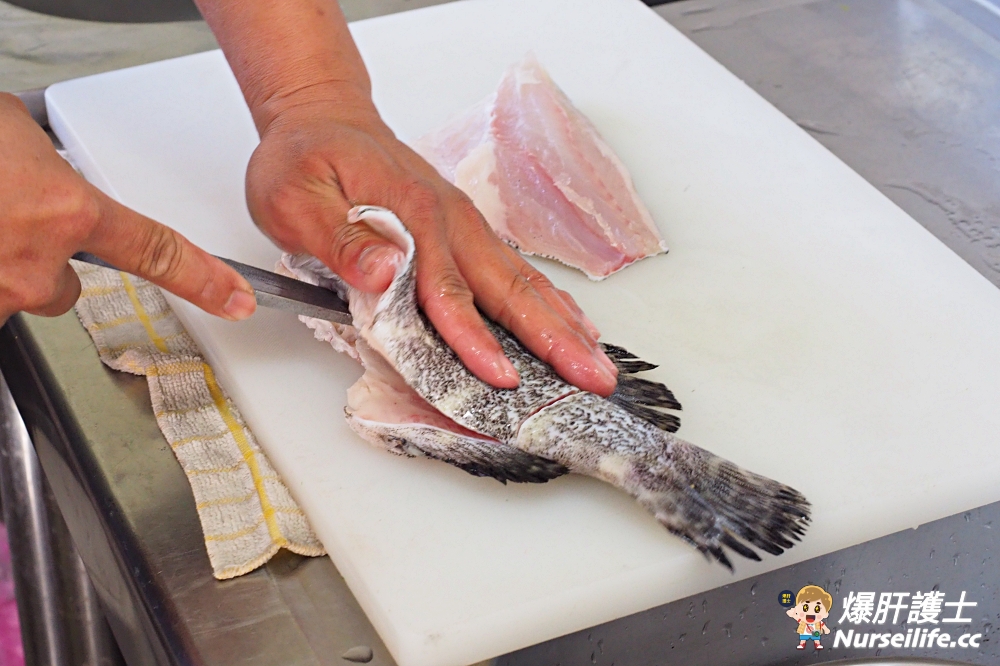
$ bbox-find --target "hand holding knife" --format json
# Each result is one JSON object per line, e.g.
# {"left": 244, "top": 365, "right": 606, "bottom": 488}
{"left": 72, "top": 252, "right": 351, "bottom": 325}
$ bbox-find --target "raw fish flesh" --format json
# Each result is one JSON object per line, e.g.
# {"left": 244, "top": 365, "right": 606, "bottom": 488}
{"left": 413, "top": 54, "right": 668, "bottom": 280}
{"left": 281, "top": 207, "right": 809, "bottom": 569}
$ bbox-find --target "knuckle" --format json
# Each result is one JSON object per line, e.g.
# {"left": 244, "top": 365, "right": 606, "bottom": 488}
{"left": 20, "top": 280, "right": 57, "bottom": 312}
{"left": 398, "top": 179, "right": 440, "bottom": 216}
{"left": 494, "top": 274, "right": 534, "bottom": 328}
{"left": 259, "top": 180, "right": 306, "bottom": 222}
{"left": 451, "top": 193, "right": 485, "bottom": 223}
{"left": 522, "top": 267, "right": 555, "bottom": 291}
{"left": 50, "top": 182, "right": 100, "bottom": 234}
{"left": 421, "top": 269, "right": 474, "bottom": 313}
{"left": 329, "top": 221, "right": 373, "bottom": 267}
{"left": 136, "top": 225, "right": 185, "bottom": 280}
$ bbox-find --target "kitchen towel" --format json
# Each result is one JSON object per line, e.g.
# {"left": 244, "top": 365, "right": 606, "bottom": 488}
{"left": 71, "top": 260, "right": 325, "bottom": 579}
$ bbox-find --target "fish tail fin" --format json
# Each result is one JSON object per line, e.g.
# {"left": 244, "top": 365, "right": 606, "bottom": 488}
{"left": 629, "top": 439, "right": 810, "bottom": 570}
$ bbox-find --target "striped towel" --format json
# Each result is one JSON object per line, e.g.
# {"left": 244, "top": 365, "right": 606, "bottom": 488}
{"left": 71, "top": 260, "right": 325, "bottom": 579}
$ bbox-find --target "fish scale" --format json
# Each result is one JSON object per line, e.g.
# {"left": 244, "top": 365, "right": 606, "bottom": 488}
{"left": 281, "top": 206, "right": 810, "bottom": 569}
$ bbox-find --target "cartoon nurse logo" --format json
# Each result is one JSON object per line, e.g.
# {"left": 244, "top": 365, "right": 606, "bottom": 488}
{"left": 785, "top": 585, "right": 833, "bottom": 650}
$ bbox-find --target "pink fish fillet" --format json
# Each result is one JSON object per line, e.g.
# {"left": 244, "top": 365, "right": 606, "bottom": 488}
{"left": 413, "top": 54, "right": 668, "bottom": 280}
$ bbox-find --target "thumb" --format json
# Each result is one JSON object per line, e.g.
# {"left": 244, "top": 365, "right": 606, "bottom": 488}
{"left": 285, "top": 190, "right": 402, "bottom": 294}
{"left": 317, "top": 215, "right": 403, "bottom": 293}
{"left": 84, "top": 188, "right": 257, "bottom": 321}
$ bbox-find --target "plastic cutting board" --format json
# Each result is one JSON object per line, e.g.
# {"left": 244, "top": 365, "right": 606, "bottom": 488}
{"left": 45, "top": 1, "right": 1000, "bottom": 664}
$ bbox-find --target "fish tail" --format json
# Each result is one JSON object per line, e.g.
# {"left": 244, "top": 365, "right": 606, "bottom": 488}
{"left": 628, "top": 440, "right": 810, "bottom": 570}
{"left": 517, "top": 392, "right": 809, "bottom": 568}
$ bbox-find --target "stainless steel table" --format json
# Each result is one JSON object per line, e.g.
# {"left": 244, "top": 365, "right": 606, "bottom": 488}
{"left": 1, "top": 0, "right": 998, "bottom": 664}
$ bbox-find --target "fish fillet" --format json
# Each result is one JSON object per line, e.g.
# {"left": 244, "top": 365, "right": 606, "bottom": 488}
{"left": 413, "top": 54, "right": 668, "bottom": 280}
{"left": 281, "top": 206, "right": 809, "bottom": 569}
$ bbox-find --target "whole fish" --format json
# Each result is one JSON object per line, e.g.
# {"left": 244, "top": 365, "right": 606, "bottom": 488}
{"left": 281, "top": 206, "right": 809, "bottom": 569}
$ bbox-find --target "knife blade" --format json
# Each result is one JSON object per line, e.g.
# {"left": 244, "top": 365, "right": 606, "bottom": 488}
{"left": 71, "top": 252, "right": 352, "bottom": 324}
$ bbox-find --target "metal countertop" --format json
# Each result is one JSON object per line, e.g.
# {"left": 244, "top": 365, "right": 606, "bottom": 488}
{"left": 1, "top": 0, "right": 999, "bottom": 664}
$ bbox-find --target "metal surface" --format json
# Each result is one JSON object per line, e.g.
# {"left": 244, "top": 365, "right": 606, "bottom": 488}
{"left": 0, "top": 372, "right": 68, "bottom": 665}
{"left": 0, "top": 314, "right": 395, "bottom": 665}
{"left": 66, "top": 549, "right": 126, "bottom": 666}
{"left": 72, "top": 251, "right": 353, "bottom": 324}
{"left": 659, "top": 0, "right": 1000, "bottom": 290}
{"left": 0, "top": 371, "right": 126, "bottom": 666}
{"left": 2, "top": 0, "right": 201, "bottom": 24}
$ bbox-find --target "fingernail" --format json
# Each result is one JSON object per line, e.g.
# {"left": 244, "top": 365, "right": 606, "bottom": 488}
{"left": 493, "top": 351, "right": 520, "bottom": 385}
{"left": 224, "top": 289, "right": 257, "bottom": 321}
{"left": 358, "top": 245, "right": 402, "bottom": 277}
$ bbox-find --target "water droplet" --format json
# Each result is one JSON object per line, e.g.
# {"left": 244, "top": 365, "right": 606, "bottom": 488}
{"left": 965, "top": 512, "right": 972, "bottom": 521}
{"left": 590, "top": 651, "right": 597, "bottom": 664}
{"left": 986, "top": 521, "right": 992, "bottom": 529}
{"left": 750, "top": 583, "right": 757, "bottom": 596}
{"left": 930, "top": 549, "right": 935, "bottom": 559}
{"left": 739, "top": 607, "right": 747, "bottom": 620}
{"left": 702, "top": 620, "right": 711, "bottom": 635}
{"left": 760, "top": 636, "right": 769, "bottom": 647}
{"left": 833, "top": 579, "right": 842, "bottom": 594}
{"left": 932, "top": 583, "right": 941, "bottom": 591}
{"left": 678, "top": 633, "right": 686, "bottom": 642}
{"left": 954, "top": 553, "right": 961, "bottom": 566}
{"left": 702, "top": 599, "right": 709, "bottom": 614}
{"left": 875, "top": 649, "right": 882, "bottom": 657}
{"left": 687, "top": 602, "right": 696, "bottom": 618}
{"left": 598, "top": 639, "right": 604, "bottom": 654}
{"left": 723, "top": 623, "right": 732, "bottom": 638}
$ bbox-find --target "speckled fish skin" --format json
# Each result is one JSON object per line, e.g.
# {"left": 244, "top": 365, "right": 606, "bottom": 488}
{"left": 285, "top": 206, "right": 810, "bottom": 569}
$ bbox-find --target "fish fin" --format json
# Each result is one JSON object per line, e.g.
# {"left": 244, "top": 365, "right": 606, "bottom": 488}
{"left": 517, "top": 392, "right": 809, "bottom": 567}
{"left": 401, "top": 437, "right": 569, "bottom": 484}
{"left": 635, "top": 442, "right": 811, "bottom": 568}
{"left": 603, "top": 342, "right": 682, "bottom": 431}
{"left": 600, "top": 342, "right": 638, "bottom": 360}
{"left": 348, "top": 417, "right": 568, "bottom": 485}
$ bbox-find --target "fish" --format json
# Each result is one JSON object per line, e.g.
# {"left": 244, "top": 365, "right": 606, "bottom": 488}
{"left": 280, "top": 206, "right": 810, "bottom": 569}
{"left": 412, "top": 54, "right": 668, "bottom": 281}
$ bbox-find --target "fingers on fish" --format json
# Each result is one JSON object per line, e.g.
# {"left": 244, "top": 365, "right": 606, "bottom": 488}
{"left": 640, "top": 447, "right": 811, "bottom": 570}
{"left": 603, "top": 343, "right": 682, "bottom": 432}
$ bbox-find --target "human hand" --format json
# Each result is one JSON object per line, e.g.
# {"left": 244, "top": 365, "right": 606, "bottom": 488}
{"left": 245, "top": 88, "right": 618, "bottom": 395}
{"left": 0, "top": 93, "right": 257, "bottom": 327}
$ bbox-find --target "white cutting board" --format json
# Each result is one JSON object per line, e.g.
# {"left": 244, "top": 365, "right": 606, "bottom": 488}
{"left": 46, "top": 1, "right": 1000, "bottom": 664}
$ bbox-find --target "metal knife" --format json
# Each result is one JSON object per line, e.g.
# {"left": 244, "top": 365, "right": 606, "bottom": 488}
{"left": 71, "top": 252, "right": 352, "bottom": 324}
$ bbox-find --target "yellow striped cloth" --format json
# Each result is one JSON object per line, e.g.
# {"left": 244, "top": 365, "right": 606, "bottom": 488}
{"left": 72, "top": 260, "right": 325, "bottom": 579}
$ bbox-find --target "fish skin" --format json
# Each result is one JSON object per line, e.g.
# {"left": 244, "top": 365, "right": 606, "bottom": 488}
{"left": 283, "top": 206, "right": 810, "bottom": 568}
